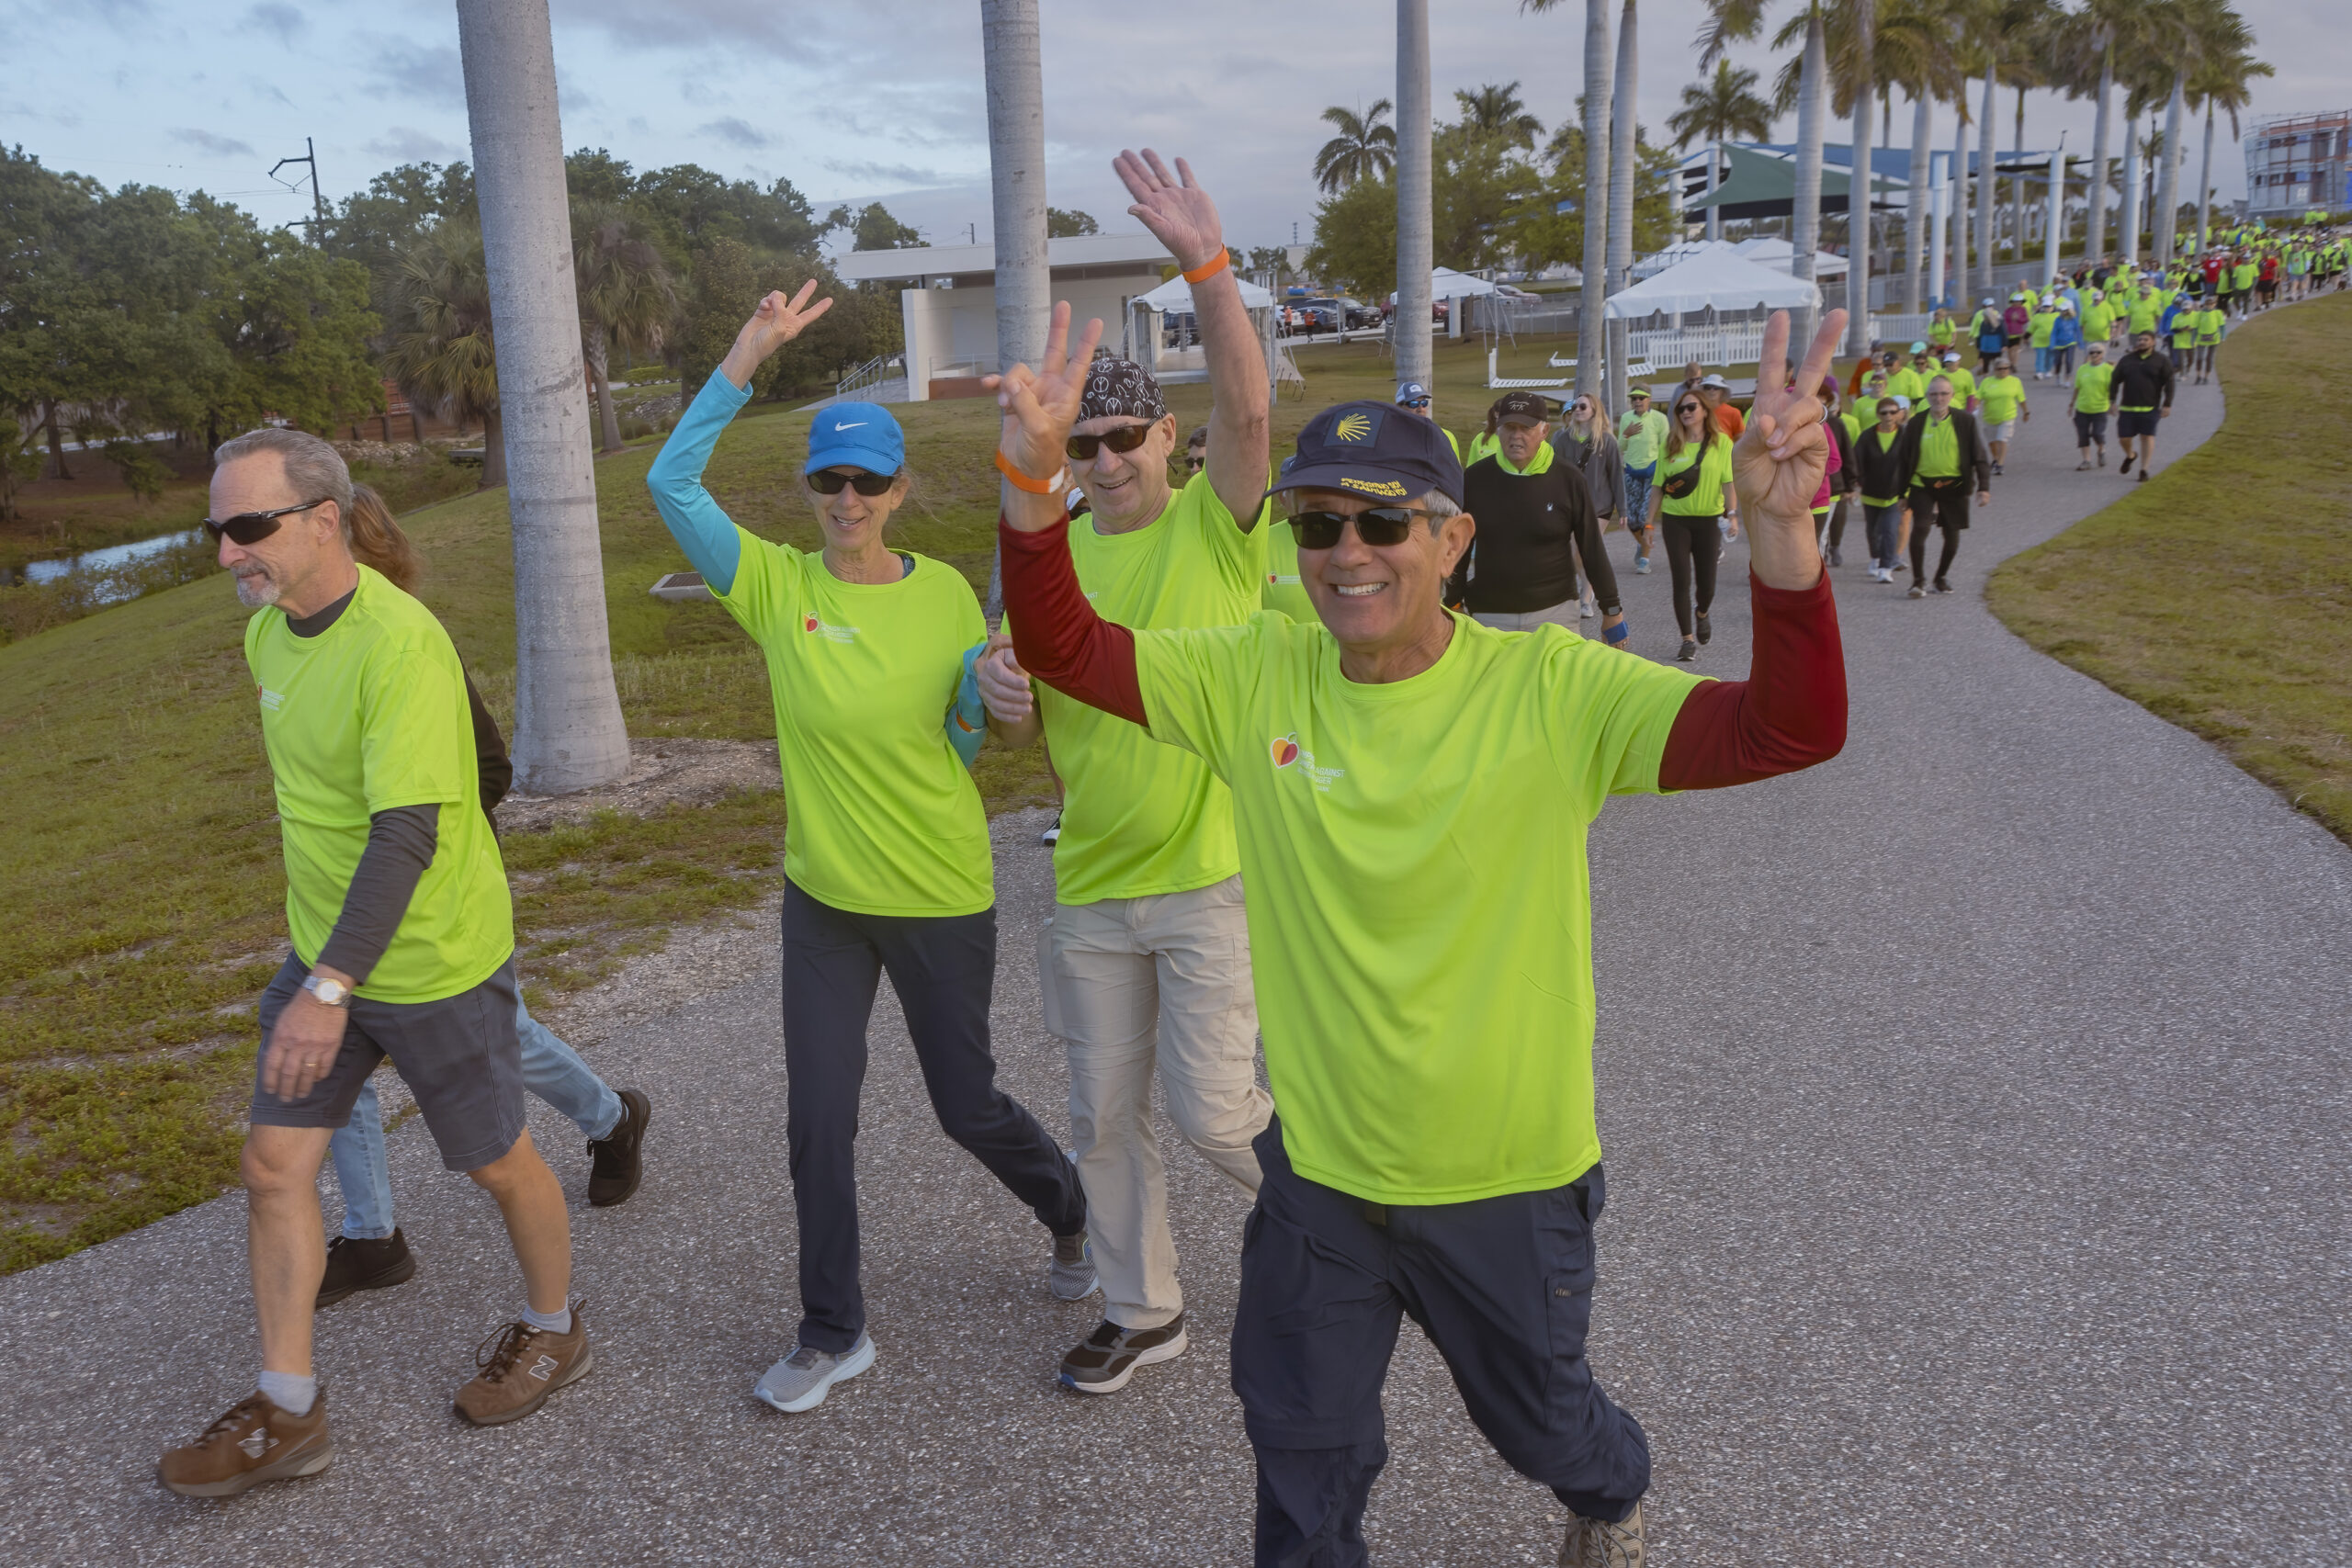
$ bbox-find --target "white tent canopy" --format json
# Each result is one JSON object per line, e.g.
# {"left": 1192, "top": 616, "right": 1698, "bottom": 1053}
{"left": 1729, "top": 236, "right": 1849, "bottom": 277}
{"left": 1601, "top": 247, "right": 1822, "bottom": 320}
{"left": 1630, "top": 239, "right": 1737, "bottom": 279}
{"left": 1133, "top": 273, "right": 1275, "bottom": 312}
{"left": 1429, "top": 266, "right": 1499, "bottom": 300}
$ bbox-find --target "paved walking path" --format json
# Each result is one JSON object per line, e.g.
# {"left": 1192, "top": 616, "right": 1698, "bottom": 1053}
{"left": 5, "top": 360, "right": 2346, "bottom": 1566}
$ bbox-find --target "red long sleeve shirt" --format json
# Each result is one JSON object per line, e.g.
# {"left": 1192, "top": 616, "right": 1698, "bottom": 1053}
{"left": 997, "top": 514, "right": 1845, "bottom": 791}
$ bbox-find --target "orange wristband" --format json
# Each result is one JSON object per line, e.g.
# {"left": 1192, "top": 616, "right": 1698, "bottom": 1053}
{"left": 994, "top": 449, "right": 1059, "bottom": 494}
{"left": 1182, "top": 247, "right": 1230, "bottom": 284}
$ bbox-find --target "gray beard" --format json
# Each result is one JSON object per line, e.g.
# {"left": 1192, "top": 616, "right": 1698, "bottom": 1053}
{"left": 232, "top": 569, "right": 280, "bottom": 609}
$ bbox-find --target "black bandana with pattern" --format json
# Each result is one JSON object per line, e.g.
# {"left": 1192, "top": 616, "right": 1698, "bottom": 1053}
{"left": 1078, "top": 356, "right": 1169, "bottom": 424}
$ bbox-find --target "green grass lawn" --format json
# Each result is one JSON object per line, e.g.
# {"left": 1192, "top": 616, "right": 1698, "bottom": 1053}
{"left": 1989, "top": 290, "right": 2352, "bottom": 844}
{"left": 0, "top": 334, "right": 1558, "bottom": 1271}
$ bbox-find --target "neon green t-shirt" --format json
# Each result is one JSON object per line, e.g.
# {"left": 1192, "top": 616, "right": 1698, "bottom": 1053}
{"left": 1940, "top": 366, "right": 1978, "bottom": 404}
{"left": 2194, "top": 309, "right": 2225, "bottom": 346}
{"left": 2074, "top": 362, "right": 2115, "bottom": 413}
{"left": 1617, "top": 408, "right": 1668, "bottom": 468}
{"left": 1916, "top": 416, "right": 1960, "bottom": 479}
{"left": 2126, "top": 293, "right": 2163, "bottom": 335}
{"left": 2170, "top": 312, "right": 2197, "bottom": 347}
{"left": 1464, "top": 430, "right": 1499, "bottom": 467}
{"left": 244, "top": 565, "right": 512, "bottom": 1002}
{"left": 1929, "top": 318, "right": 1957, "bottom": 348}
{"left": 1036, "top": 471, "right": 1269, "bottom": 906}
{"left": 2029, "top": 310, "right": 2057, "bottom": 347}
{"left": 1261, "top": 515, "right": 1315, "bottom": 624}
{"left": 1888, "top": 367, "right": 1928, "bottom": 401}
{"left": 718, "top": 534, "right": 990, "bottom": 917}
{"left": 2082, "top": 302, "right": 2115, "bottom": 340}
{"left": 2232, "top": 263, "right": 2256, "bottom": 290}
{"left": 1655, "top": 435, "right": 1736, "bottom": 516}
{"left": 1979, "top": 374, "right": 2026, "bottom": 424}
{"left": 1132, "top": 613, "right": 1703, "bottom": 1202}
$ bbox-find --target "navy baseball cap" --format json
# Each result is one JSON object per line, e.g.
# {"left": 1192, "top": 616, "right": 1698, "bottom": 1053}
{"left": 1394, "top": 380, "right": 1430, "bottom": 404}
{"left": 804, "top": 401, "right": 904, "bottom": 477}
{"left": 1271, "top": 400, "right": 1465, "bottom": 509}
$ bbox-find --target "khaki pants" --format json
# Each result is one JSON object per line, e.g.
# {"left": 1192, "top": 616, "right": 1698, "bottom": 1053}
{"left": 1039, "top": 874, "right": 1270, "bottom": 1329}
{"left": 1470, "top": 599, "right": 1581, "bottom": 635}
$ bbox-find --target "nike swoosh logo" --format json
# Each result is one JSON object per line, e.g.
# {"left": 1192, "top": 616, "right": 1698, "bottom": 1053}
{"left": 833, "top": 422, "right": 867, "bottom": 430}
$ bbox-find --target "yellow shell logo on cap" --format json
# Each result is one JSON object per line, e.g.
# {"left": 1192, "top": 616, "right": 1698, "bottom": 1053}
{"left": 1334, "top": 412, "right": 1373, "bottom": 443}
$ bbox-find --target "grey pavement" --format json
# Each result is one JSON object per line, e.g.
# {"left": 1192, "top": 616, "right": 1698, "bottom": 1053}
{"left": 4, "top": 352, "right": 2347, "bottom": 1566}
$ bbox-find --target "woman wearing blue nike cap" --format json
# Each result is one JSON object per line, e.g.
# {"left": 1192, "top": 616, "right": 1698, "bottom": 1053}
{"left": 645, "top": 281, "right": 1090, "bottom": 1416}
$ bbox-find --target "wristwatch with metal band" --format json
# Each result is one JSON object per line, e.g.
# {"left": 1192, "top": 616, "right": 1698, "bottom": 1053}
{"left": 302, "top": 974, "right": 352, "bottom": 1009}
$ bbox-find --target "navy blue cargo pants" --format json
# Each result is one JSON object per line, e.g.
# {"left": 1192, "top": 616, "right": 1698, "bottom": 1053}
{"left": 1231, "top": 1118, "right": 1650, "bottom": 1566}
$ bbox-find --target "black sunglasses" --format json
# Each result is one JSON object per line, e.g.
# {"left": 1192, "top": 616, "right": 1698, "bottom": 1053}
{"left": 1675, "top": 401, "right": 1704, "bottom": 416}
{"left": 808, "top": 468, "right": 897, "bottom": 496}
{"left": 1066, "top": 423, "right": 1156, "bottom": 461}
{"left": 1184, "top": 454, "right": 1205, "bottom": 470}
{"left": 1286, "top": 506, "right": 1433, "bottom": 550}
{"left": 1398, "top": 397, "right": 1431, "bottom": 411}
{"left": 201, "top": 497, "right": 329, "bottom": 546}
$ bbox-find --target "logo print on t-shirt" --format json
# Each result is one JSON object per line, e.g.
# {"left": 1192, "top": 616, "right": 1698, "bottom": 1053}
{"left": 801, "top": 612, "right": 859, "bottom": 644}
{"left": 804, "top": 614, "right": 820, "bottom": 632}
{"left": 1270, "top": 734, "right": 1300, "bottom": 768}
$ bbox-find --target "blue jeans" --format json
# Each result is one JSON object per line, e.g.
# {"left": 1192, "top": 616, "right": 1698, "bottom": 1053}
{"left": 329, "top": 996, "right": 622, "bottom": 1239}
{"left": 2033, "top": 345, "right": 2050, "bottom": 375}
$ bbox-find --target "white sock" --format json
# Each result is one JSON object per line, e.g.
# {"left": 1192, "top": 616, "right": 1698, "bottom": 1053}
{"left": 521, "top": 1303, "right": 572, "bottom": 1335}
{"left": 256, "top": 1369, "right": 316, "bottom": 1416}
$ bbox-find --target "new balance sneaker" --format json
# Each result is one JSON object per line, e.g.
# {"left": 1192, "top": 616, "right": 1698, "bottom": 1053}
{"left": 158, "top": 1390, "right": 333, "bottom": 1497}
{"left": 587, "top": 1088, "right": 651, "bottom": 1208}
{"left": 1050, "top": 1231, "right": 1100, "bottom": 1301}
{"left": 454, "top": 1304, "right": 594, "bottom": 1426}
{"left": 1560, "top": 1500, "right": 1646, "bottom": 1566}
{"left": 315, "top": 1229, "right": 414, "bottom": 1308}
{"left": 1057, "top": 1315, "right": 1189, "bottom": 1394}
{"left": 754, "top": 1332, "right": 875, "bottom": 1413}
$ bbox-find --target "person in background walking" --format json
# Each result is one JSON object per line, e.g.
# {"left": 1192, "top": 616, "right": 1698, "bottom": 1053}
{"left": 1555, "top": 391, "right": 1623, "bottom": 620}
{"left": 1891, "top": 376, "right": 1992, "bottom": 599}
{"left": 1849, "top": 396, "right": 1910, "bottom": 584}
{"left": 1618, "top": 387, "right": 1667, "bottom": 577}
{"left": 1973, "top": 299, "right": 2006, "bottom": 374}
{"left": 1818, "top": 378, "right": 1858, "bottom": 568}
{"left": 2047, "top": 303, "right": 2081, "bottom": 382}
{"left": 1394, "top": 380, "right": 1464, "bottom": 463}
{"left": 645, "top": 280, "right": 1089, "bottom": 1415}
{"left": 2072, "top": 341, "right": 2115, "bottom": 469}
{"left": 1977, "top": 359, "right": 2027, "bottom": 478}
{"left": 1642, "top": 387, "right": 1737, "bottom": 661}
{"left": 2112, "top": 329, "right": 2177, "bottom": 483}
{"left": 2191, "top": 298, "right": 2226, "bottom": 384}
{"left": 1447, "top": 389, "right": 1627, "bottom": 645}
{"left": 1697, "top": 373, "right": 1746, "bottom": 440}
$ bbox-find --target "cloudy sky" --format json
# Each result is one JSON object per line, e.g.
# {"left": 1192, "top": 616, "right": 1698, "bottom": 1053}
{"left": 6, "top": 0, "right": 2344, "bottom": 252}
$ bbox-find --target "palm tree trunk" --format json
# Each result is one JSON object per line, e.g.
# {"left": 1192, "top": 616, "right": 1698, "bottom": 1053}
{"left": 1394, "top": 0, "right": 1434, "bottom": 389}
{"left": 587, "top": 326, "right": 623, "bottom": 453}
{"left": 1976, "top": 62, "right": 1997, "bottom": 298}
{"left": 1905, "top": 93, "right": 1931, "bottom": 313}
{"left": 481, "top": 407, "right": 507, "bottom": 490}
{"left": 1844, "top": 0, "right": 1873, "bottom": 357}
{"left": 1790, "top": 9, "right": 1826, "bottom": 347}
{"left": 2087, "top": 44, "right": 2113, "bottom": 261}
{"left": 2195, "top": 99, "right": 2216, "bottom": 256}
{"left": 2011, "top": 86, "right": 2027, "bottom": 263}
{"left": 42, "top": 400, "right": 71, "bottom": 481}
{"left": 1605, "top": 0, "right": 1639, "bottom": 412}
{"left": 2155, "top": 72, "right": 2186, "bottom": 262}
{"left": 1577, "top": 0, "right": 1612, "bottom": 399}
{"left": 456, "top": 0, "right": 630, "bottom": 794}
{"left": 2119, "top": 110, "right": 2140, "bottom": 265}
{"left": 980, "top": 0, "right": 1047, "bottom": 620}
{"left": 1705, "top": 144, "right": 1723, "bottom": 243}
{"left": 1949, "top": 102, "right": 1969, "bottom": 306}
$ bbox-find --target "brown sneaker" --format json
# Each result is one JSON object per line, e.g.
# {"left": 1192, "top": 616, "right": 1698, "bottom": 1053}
{"left": 454, "top": 1303, "right": 594, "bottom": 1426}
{"left": 1057, "top": 1314, "right": 1187, "bottom": 1393}
{"left": 1559, "top": 1500, "right": 1645, "bottom": 1567}
{"left": 158, "top": 1390, "right": 333, "bottom": 1497}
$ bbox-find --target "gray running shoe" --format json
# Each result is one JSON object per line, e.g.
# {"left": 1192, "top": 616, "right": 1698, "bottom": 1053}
{"left": 1559, "top": 1500, "right": 1646, "bottom": 1566}
{"left": 1058, "top": 1314, "right": 1189, "bottom": 1393}
{"left": 753, "top": 1333, "right": 875, "bottom": 1414}
{"left": 1050, "top": 1232, "right": 1100, "bottom": 1301}
{"left": 1634, "top": 554, "right": 1651, "bottom": 575}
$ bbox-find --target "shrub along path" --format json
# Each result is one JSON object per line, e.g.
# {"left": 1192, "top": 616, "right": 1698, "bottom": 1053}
{"left": 0, "top": 318, "right": 2346, "bottom": 1562}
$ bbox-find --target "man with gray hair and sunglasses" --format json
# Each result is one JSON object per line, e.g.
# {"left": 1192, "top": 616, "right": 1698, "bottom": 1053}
{"left": 975, "top": 148, "right": 1274, "bottom": 1396}
{"left": 159, "top": 427, "right": 588, "bottom": 1497}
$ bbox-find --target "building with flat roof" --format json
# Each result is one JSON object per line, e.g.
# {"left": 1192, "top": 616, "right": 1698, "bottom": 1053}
{"left": 2245, "top": 111, "right": 2351, "bottom": 220}
{"left": 831, "top": 232, "right": 1174, "bottom": 401}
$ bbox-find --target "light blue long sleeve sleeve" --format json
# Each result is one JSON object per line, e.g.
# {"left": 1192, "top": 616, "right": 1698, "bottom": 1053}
{"left": 643, "top": 373, "right": 751, "bottom": 594}
{"left": 947, "top": 644, "right": 988, "bottom": 768}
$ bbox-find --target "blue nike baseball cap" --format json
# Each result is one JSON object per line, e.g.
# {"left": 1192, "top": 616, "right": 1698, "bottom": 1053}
{"left": 804, "top": 402, "right": 905, "bottom": 477}
{"left": 1271, "top": 400, "right": 1465, "bottom": 509}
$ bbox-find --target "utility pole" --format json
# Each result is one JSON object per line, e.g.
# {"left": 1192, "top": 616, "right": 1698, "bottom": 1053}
{"left": 269, "top": 137, "right": 331, "bottom": 245}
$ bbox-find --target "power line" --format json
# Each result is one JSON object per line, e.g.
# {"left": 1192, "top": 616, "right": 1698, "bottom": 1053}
{"left": 268, "top": 136, "right": 330, "bottom": 244}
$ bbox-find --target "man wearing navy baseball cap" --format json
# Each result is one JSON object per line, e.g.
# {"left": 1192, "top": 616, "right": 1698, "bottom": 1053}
{"left": 988, "top": 299, "right": 1853, "bottom": 1562}
{"left": 1393, "top": 378, "right": 1462, "bottom": 462}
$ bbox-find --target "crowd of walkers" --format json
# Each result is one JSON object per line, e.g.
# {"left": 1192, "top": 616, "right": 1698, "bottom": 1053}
{"left": 161, "top": 145, "right": 2324, "bottom": 1563}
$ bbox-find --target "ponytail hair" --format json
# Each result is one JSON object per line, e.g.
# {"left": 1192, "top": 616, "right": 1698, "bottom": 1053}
{"left": 345, "top": 482, "right": 424, "bottom": 592}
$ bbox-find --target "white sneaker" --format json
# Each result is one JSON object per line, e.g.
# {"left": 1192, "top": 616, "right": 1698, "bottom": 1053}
{"left": 1577, "top": 595, "right": 1596, "bottom": 619}
{"left": 754, "top": 1332, "right": 876, "bottom": 1413}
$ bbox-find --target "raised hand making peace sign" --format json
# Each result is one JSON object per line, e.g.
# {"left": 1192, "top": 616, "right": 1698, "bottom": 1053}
{"left": 718, "top": 278, "right": 835, "bottom": 390}
{"left": 988, "top": 299, "right": 1106, "bottom": 524}
{"left": 1733, "top": 308, "right": 1849, "bottom": 590}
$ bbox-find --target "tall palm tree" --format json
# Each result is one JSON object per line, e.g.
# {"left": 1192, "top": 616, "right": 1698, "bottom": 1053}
{"left": 1455, "top": 83, "right": 1546, "bottom": 149}
{"left": 1523, "top": 0, "right": 1616, "bottom": 395}
{"left": 1606, "top": 0, "right": 1641, "bottom": 412}
{"left": 454, "top": 0, "right": 630, "bottom": 794}
{"left": 1840, "top": 0, "right": 1873, "bottom": 352}
{"left": 1866, "top": 0, "right": 1959, "bottom": 310}
{"left": 1314, "top": 100, "right": 1398, "bottom": 193}
{"left": 2070, "top": 0, "right": 2148, "bottom": 263}
{"left": 1669, "top": 60, "right": 1772, "bottom": 246}
{"left": 2188, "top": 28, "right": 2269, "bottom": 254}
{"left": 2151, "top": 0, "right": 2240, "bottom": 262}
{"left": 571, "top": 200, "right": 677, "bottom": 453}
{"left": 981, "top": 0, "right": 1047, "bottom": 617}
{"left": 1395, "top": 0, "right": 1434, "bottom": 389}
{"left": 380, "top": 221, "right": 503, "bottom": 486}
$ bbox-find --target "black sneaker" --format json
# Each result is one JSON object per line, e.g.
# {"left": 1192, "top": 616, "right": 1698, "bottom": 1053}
{"left": 1933, "top": 578, "right": 1953, "bottom": 594}
{"left": 587, "top": 1089, "right": 651, "bottom": 1208}
{"left": 1826, "top": 546, "right": 1842, "bottom": 567}
{"left": 1694, "top": 611, "right": 1712, "bottom": 646}
{"left": 2120, "top": 451, "right": 2133, "bottom": 475}
{"left": 315, "top": 1230, "right": 415, "bottom": 1309}
{"left": 1674, "top": 637, "right": 1698, "bottom": 662}
{"left": 1057, "top": 1315, "right": 1189, "bottom": 1394}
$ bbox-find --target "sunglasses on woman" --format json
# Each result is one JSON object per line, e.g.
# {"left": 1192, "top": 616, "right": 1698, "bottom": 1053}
{"left": 200, "top": 497, "right": 328, "bottom": 546}
{"left": 808, "top": 468, "right": 897, "bottom": 496}
{"left": 1184, "top": 453, "right": 1204, "bottom": 471}
{"left": 1066, "top": 423, "right": 1156, "bottom": 461}
{"left": 1675, "top": 401, "right": 1703, "bottom": 417}
{"left": 1285, "top": 505, "right": 1433, "bottom": 550}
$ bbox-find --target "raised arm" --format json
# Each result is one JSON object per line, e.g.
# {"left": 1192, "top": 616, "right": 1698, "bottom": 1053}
{"left": 1114, "top": 149, "right": 1268, "bottom": 529}
{"left": 1660, "top": 309, "right": 1849, "bottom": 790}
{"left": 643, "top": 281, "right": 834, "bottom": 595}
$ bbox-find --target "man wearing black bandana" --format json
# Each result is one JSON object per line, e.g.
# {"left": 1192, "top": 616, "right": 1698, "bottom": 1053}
{"left": 973, "top": 149, "right": 1275, "bottom": 1397}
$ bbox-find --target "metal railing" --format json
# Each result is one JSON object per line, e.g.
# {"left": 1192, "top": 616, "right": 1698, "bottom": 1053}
{"left": 834, "top": 354, "right": 904, "bottom": 400}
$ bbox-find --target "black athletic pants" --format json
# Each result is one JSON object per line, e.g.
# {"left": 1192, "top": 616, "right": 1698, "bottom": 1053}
{"left": 1658, "top": 512, "right": 1721, "bottom": 637}
{"left": 782, "top": 880, "right": 1087, "bottom": 1353}
{"left": 1232, "top": 1119, "right": 1648, "bottom": 1566}
{"left": 1907, "top": 486, "right": 1969, "bottom": 586}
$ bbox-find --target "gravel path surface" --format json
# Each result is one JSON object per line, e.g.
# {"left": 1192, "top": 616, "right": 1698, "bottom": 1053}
{"left": 4, "top": 362, "right": 2346, "bottom": 1566}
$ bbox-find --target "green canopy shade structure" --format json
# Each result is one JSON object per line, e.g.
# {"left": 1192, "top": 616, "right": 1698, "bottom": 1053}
{"left": 1688, "top": 143, "right": 1900, "bottom": 220}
